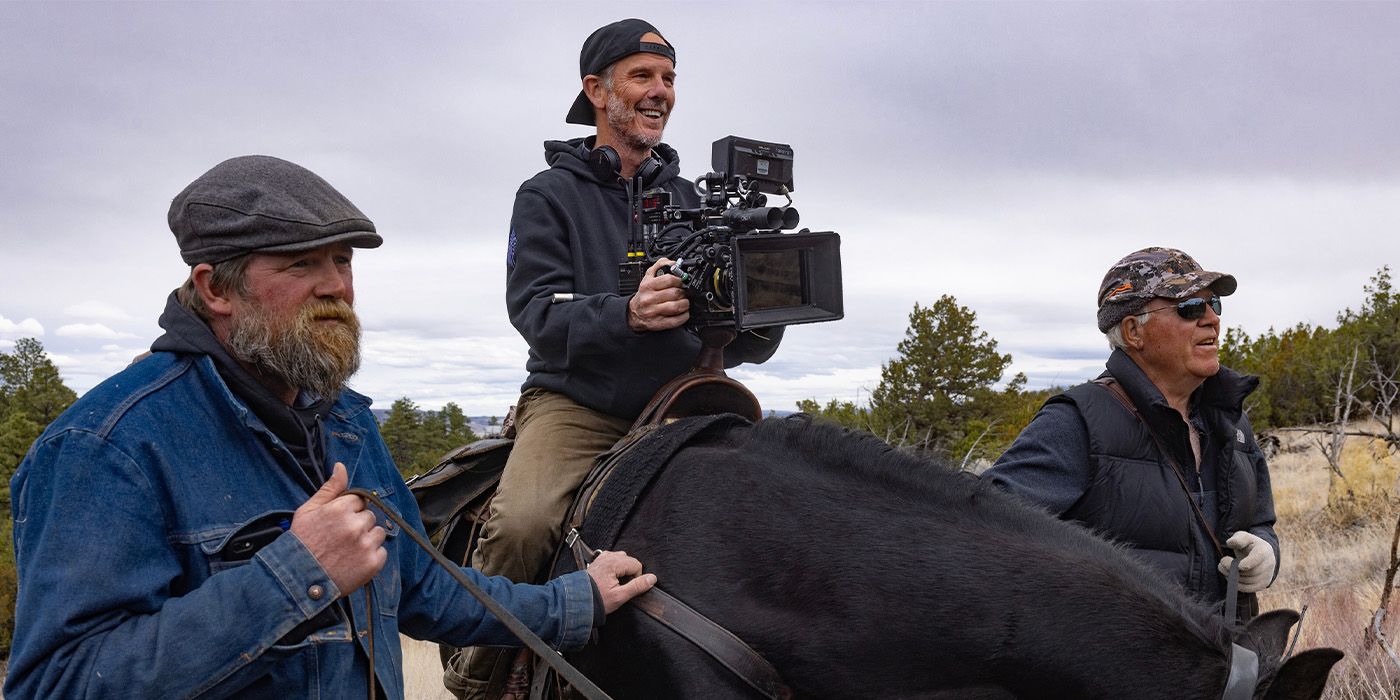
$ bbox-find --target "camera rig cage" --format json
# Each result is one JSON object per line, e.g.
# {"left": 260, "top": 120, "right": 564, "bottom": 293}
{"left": 621, "top": 136, "right": 844, "bottom": 331}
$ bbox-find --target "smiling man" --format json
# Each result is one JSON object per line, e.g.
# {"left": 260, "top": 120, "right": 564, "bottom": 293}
{"left": 982, "top": 247, "right": 1280, "bottom": 621}
{"left": 448, "top": 18, "right": 786, "bottom": 698}
{"left": 6, "top": 155, "right": 654, "bottom": 699}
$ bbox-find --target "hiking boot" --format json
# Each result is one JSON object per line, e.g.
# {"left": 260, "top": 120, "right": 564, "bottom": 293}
{"left": 500, "top": 649, "right": 533, "bottom": 700}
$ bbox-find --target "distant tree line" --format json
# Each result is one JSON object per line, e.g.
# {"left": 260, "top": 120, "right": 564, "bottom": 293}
{"left": 1222, "top": 267, "right": 1399, "bottom": 511}
{"left": 377, "top": 398, "right": 479, "bottom": 480}
{"left": 798, "top": 266, "right": 1399, "bottom": 470}
{"left": 1221, "top": 266, "right": 1398, "bottom": 436}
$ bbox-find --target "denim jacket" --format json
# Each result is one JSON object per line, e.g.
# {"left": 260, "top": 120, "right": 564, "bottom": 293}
{"left": 7, "top": 351, "right": 596, "bottom": 699}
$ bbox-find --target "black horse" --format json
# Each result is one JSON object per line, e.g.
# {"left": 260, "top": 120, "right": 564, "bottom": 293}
{"left": 551, "top": 414, "right": 1341, "bottom": 699}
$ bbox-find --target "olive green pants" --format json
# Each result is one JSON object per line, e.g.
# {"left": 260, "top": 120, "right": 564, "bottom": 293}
{"left": 444, "top": 388, "right": 631, "bottom": 699}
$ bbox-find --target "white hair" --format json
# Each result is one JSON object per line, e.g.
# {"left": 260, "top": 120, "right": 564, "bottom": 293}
{"left": 1105, "top": 310, "right": 1153, "bottom": 351}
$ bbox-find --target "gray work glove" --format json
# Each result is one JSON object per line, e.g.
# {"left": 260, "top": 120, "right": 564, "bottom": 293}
{"left": 1217, "top": 531, "right": 1276, "bottom": 593}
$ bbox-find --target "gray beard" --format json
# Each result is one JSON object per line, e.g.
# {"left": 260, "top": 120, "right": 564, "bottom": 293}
{"left": 606, "top": 92, "right": 663, "bottom": 151}
{"left": 226, "top": 302, "right": 361, "bottom": 400}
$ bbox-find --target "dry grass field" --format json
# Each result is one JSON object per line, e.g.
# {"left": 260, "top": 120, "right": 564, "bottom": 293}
{"left": 400, "top": 425, "right": 1400, "bottom": 699}
{"left": 1256, "top": 424, "right": 1400, "bottom": 698}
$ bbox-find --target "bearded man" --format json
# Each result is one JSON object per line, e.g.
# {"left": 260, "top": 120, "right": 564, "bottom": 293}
{"left": 447, "top": 18, "right": 785, "bottom": 697}
{"left": 6, "top": 155, "right": 655, "bottom": 699}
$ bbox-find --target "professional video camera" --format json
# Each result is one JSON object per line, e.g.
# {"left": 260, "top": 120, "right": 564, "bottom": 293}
{"left": 619, "top": 136, "right": 843, "bottom": 331}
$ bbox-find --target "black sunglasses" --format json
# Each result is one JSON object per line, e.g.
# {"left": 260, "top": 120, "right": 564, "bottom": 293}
{"left": 1143, "top": 295, "right": 1222, "bottom": 320}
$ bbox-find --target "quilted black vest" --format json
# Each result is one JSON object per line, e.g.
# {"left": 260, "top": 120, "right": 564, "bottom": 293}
{"left": 1051, "top": 379, "right": 1263, "bottom": 604}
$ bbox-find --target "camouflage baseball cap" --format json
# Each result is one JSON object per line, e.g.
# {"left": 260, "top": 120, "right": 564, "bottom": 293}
{"left": 1096, "top": 247, "right": 1237, "bottom": 332}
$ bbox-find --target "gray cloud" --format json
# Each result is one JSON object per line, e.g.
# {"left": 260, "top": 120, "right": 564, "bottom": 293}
{"left": 3, "top": 1, "right": 1398, "bottom": 415}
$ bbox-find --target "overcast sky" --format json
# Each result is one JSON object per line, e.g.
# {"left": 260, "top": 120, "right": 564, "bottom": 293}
{"left": 3, "top": 1, "right": 1398, "bottom": 416}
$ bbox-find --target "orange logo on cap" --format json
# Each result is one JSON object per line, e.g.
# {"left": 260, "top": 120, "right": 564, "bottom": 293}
{"left": 1106, "top": 282, "right": 1133, "bottom": 298}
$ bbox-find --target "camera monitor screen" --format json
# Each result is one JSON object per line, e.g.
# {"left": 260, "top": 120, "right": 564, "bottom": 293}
{"left": 712, "top": 136, "right": 795, "bottom": 195}
{"left": 733, "top": 231, "right": 843, "bottom": 330}
{"left": 743, "top": 250, "right": 805, "bottom": 311}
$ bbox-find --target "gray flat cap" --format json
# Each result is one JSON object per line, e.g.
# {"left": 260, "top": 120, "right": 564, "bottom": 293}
{"left": 169, "top": 155, "right": 382, "bottom": 265}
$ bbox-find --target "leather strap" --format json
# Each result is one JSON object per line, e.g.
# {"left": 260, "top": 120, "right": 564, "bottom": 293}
{"left": 567, "top": 530, "right": 792, "bottom": 700}
{"left": 1221, "top": 642, "right": 1259, "bottom": 700}
{"left": 630, "top": 590, "right": 793, "bottom": 700}
{"left": 1224, "top": 557, "right": 1241, "bottom": 626}
{"left": 348, "top": 490, "right": 612, "bottom": 700}
{"left": 367, "top": 584, "right": 377, "bottom": 700}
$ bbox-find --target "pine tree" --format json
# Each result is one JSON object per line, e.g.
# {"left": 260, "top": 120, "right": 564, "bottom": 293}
{"left": 1, "top": 338, "right": 78, "bottom": 427}
{"left": 378, "top": 397, "right": 424, "bottom": 477}
{"left": 869, "top": 296, "right": 1012, "bottom": 457}
{"left": 376, "top": 398, "right": 479, "bottom": 479}
{"left": 415, "top": 402, "right": 477, "bottom": 475}
{"left": 1353, "top": 267, "right": 1398, "bottom": 391}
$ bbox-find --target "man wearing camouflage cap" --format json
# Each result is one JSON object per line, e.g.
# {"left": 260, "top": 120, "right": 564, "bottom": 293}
{"left": 6, "top": 155, "right": 654, "bottom": 699}
{"left": 984, "top": 247, "right": 1279, "bottom": 619}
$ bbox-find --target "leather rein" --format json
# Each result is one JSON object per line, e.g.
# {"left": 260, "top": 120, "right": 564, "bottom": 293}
{"left": 564, "top": 528, "right": 793, "bottom": 700}
{"left": 347, "top": 488, "right": 613, "bottom": 700}
{"left": 552, "top": 419, "right": 794, "bottom": 700}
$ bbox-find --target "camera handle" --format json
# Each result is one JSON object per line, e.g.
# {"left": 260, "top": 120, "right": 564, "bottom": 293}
{"left": 630, "top": 326, "right": 762, "bottom": 430}
{"left": 654, "top": 258, "right": 692, "bottom": 284}
{"left": 693, "top": 326, "right": 734, "bottom": 374}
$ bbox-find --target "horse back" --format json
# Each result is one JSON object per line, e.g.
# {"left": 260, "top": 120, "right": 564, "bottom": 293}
{"left": 572, "top": 416, "right": 1237, "bottom": 698}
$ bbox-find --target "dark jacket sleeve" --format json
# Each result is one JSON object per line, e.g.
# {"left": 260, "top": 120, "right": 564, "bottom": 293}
{"left": 506, "top": 188, "right": 640, "bottom": 369}
{"left": 389, "top": 467, "right": 596, "bottom": 651}
{"left": 982, "top": 400, "right": 1095, "bottom": 516}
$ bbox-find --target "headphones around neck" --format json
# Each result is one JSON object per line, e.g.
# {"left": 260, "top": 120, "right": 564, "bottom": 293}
{"left": 589, "top": 144, "right": 662, "bottom": 186}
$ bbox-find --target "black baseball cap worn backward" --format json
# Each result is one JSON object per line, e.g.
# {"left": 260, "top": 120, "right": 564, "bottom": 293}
{"left": 169, "top": 155, "right": 382, "bottom": 265}
{"left": 566, "top": 18, "right": 676, "bottom": 126}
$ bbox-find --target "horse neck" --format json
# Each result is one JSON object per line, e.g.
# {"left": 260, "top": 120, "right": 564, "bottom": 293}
{"left": 973, "top": 567, "right": 1234, "bottom": 696}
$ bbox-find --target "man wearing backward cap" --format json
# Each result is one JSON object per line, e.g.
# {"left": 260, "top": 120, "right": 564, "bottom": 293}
{"left": 983, "top": 247, "right": 1280, "bottom": 622}
{"left": 6, "top": 155, "right": 654, "bottom": 699}
{"left": 450, "top": 19, "right": 786, "bottom": 698}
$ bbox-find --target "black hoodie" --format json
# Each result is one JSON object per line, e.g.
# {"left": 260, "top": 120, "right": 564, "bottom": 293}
{"left": 505, "top": 138, "right": 784, "bottom": 419}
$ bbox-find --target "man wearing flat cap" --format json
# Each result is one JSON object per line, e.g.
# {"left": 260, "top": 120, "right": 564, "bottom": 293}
{"left": 6, "top": 155, "right": 655, "bottom": 699}
{"left": 983, "top": 247, "right": 1279, "bottom": 620}
{"left": 450, "top": 18, "right": 785, "bottom": 696}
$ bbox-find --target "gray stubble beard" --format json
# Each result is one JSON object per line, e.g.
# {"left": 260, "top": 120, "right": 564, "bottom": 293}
{"left": 606, "top": 91, "right": 664, "bottom": 151}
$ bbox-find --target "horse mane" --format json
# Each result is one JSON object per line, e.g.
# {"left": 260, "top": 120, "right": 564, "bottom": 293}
{"left": 740, "top": 414, "right": 966, "bottom": 494}
{"left": 733, "top": 415, "right": 1236, "bottom": 656}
